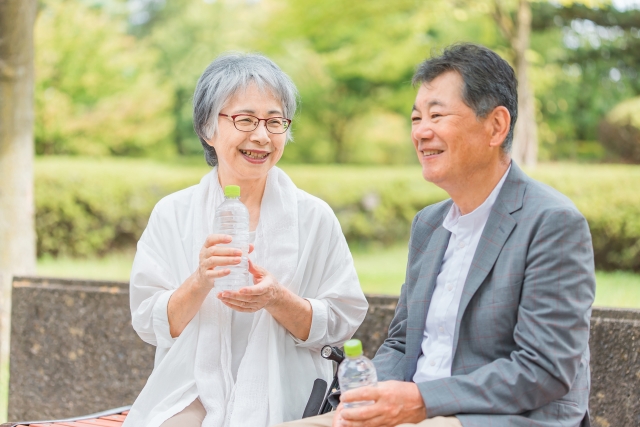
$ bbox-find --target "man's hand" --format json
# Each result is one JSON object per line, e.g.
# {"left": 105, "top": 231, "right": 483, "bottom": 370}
{"left": 334, "top": 380, "right": 427, "bottom": 427}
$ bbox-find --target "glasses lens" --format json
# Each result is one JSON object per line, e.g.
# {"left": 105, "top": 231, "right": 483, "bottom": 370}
{"left": 266, "top": 118, "right": 289, "bottom": 134}
{"left": 234, "top": 115, "right": 258, "bottom": 131}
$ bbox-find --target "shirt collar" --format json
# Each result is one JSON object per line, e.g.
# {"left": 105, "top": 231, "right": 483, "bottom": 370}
{"left": 443, "top": 163, "right": 512, "bottom": 233}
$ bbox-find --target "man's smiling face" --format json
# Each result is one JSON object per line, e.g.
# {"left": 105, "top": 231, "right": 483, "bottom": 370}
{"left": 411, "top": 71, "right": 495, "bottom": 190}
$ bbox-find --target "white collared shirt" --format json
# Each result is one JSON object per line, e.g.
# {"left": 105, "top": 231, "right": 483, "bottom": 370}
{"left": 413, "top": 165, "right": 511, "bottom": 383}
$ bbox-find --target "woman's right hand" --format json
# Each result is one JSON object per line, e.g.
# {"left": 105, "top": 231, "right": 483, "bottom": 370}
{"left": 195, "top": 234, "right": 243, "bottom": 291}
{"left": 168, "top": 234, "right": 254, "bottom": 338}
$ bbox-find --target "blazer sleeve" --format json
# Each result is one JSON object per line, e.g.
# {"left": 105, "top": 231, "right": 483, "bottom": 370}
{"left": 372, "top": 215, "right": 421, "bottom": 380}
{"left": 372, "top": 282, "right": 409, "bottom": 381}
{"left": 417, "top": 207, "right": 596, "bottom": 417}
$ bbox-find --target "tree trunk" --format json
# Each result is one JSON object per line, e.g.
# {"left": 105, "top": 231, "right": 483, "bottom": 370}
{"left": 511, "top": 0, "right": 538, "bottom": 167}
{"left": 0, "top": 0, "right": 37, "bottom": 408}
{"left": 330, "top": 116, "right": 348, "bottom": 163}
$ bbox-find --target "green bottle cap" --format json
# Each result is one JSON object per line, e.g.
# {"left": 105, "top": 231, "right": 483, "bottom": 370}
{"left": 224, "top": 185, "right": 240, "bottom": 198}
{"left": 343, "top": 339, "right": 363, "bottom": 357}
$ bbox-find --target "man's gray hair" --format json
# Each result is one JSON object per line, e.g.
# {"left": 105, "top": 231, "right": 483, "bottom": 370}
{"left": 193, "top": 53, "right": 299, "bottom": 166}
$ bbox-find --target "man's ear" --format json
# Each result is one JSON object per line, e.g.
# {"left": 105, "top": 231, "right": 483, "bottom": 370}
{"left": 488, "top": 106, "right": 511, "bottom": 149}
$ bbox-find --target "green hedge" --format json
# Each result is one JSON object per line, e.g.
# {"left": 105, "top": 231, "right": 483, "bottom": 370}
{"left": 527, "top": 164, "right": 640, "bottom": 272}
{"left": 35, "top": 158, "right": 640, "bottom": 272}
{"left": 36, "top": 158, "right": 205, "bottom": 257}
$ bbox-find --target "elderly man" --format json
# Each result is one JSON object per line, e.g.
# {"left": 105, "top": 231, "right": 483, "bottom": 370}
{"left": 278, "top": 43, "right": 595, "bottom": 427}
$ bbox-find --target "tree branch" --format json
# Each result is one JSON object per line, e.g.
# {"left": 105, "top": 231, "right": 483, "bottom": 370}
{"left": 493, "top": 0, "right": 516, "bottom": 45}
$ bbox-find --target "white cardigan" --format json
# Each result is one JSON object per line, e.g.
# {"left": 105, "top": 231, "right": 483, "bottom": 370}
{"left": 123, "top": 167, "right": 368, "bottom": 427}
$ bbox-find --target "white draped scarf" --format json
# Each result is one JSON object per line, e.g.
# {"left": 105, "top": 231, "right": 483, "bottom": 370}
{"left": 193, "top": 166, "right": 299, "bottom": 427}
{"left": 124, "top": 166, "right": 367, "bottom": 427}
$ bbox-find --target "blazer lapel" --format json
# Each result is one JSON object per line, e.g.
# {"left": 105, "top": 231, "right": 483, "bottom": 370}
{"left": 452, "top": 163, "right": 527, "bottom": 355}
{"left": 405, "top": 222, "right": 451, "bottom": 380}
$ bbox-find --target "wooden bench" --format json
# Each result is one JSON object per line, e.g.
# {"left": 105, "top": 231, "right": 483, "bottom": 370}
{"left": 1, "top": 407, "right": 130, "bottom": 427}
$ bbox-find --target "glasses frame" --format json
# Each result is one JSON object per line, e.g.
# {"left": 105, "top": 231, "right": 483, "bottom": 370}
{"left": 218, "top": 113, "right": 292, "bottom": 135}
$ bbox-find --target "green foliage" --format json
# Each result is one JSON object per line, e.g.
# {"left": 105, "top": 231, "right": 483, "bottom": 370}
{"left": 598, "top": 124, "right": 640, "bottom": 164}
{"left": 607, "top": 96, "right": 640, "bottom": 129}
{"left": 528, "top": 163, "right": 640, "bottom": 272}
{"left": 598, "top": 96, "right": 640, "bottom": 163}
{"left": 35, "top": 0, "right": 175, "bottom": 157}
{"left": 33, "top": 0, "right": 640, "bottom": 163}
{"left": 128, "top": 0, "right": 268, "bottom": 155}
{"left": 269, "top": 0, "right": 499, "bottom": 164}
{"left": 35, "top": 157, "right": 207, "bottom": 257}
{"left": 599, "top": 97, "right": 640, "bottom": 164}
{"left": 284, "top": 165, "right": 448, "bottom": 245}
{"left": 529, "top": 3, "right": 640, "bottom": 160}
{"left": 35, "top": 158, "right": 640, "bottom": 272}
{"left": 32, "top": 0, "right": 507, "bottom": 165}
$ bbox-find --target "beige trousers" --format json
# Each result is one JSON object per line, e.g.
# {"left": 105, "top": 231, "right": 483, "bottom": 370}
{"left": 157, "top": 400, "right": 461, "bottom": 427}
{"left": 159, "top": 398, "right": 206, "bottom": 427}
{"left": 274, "top": 411, "right": 462, "bottom": 427}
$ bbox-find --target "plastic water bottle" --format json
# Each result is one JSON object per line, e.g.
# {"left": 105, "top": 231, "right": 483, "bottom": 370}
{"left": 212, "top": 185, "right": 250, "bottom": 295}
{"left": 338, "top": 339, "right": 378, "bottom": 409}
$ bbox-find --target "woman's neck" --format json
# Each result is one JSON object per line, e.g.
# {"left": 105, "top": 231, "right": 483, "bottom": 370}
{"left": 216, "top": 165, "right": 266, "bottom": 231}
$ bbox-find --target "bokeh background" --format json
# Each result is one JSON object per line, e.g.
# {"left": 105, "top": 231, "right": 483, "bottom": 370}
{"left": 4, "top": 0, "right": 640, "bottom": 420}
{"left": 32, "top": 0, "right": 640, "bottom": 292}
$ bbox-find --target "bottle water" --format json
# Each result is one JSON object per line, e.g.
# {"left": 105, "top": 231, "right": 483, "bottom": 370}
{"left": 212, "top": 185, "right": 250, "bottom": 295}
{"left": 338, "top": 339, "right": 378, "bottom": 409}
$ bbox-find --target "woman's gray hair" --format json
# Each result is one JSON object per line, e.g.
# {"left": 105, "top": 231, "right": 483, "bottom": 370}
{"left": 193, "top": 53, "right": 299, "bottom": 166}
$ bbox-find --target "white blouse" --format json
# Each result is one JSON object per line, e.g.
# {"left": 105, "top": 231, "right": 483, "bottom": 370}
{"left": 124, "top": 167, "right": 368, "bottom": 427}
{"left": 230, "top": 231, "right": 256, "bottom": 381}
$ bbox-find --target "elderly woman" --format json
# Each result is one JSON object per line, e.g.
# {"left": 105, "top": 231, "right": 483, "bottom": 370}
{"left": 122, "top": 53, "right": 368, "bottom": 427}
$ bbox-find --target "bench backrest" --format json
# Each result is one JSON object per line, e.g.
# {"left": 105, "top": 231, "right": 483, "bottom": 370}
{"left": 9, "top": 277, "right": 640, "bottom": 427}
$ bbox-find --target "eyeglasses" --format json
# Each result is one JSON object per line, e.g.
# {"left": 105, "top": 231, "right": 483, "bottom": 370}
{"left": 219, "top": 113, "right": 292, "bottom": 134}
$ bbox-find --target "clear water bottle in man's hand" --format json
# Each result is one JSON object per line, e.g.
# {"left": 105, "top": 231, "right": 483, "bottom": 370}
{"left": 213, "top": 185, "right": 250, "bottom": 295}
{"left": 338, "top": 339, "right": 378, "bottom": 409}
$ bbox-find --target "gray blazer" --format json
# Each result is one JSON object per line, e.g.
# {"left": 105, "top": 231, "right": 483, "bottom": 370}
{"left": 372, "top": 163, "right": 595, "bottom": 427}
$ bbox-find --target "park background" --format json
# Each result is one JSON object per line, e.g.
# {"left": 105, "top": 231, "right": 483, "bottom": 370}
{"left": 2, "top": 0, "right": 640, "bottom": 421}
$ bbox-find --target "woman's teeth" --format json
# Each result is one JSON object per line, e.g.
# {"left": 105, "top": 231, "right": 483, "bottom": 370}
{"left": 423, "top": 150, "right": 443, "bottom": 157}
{"left": 240, "top": 149, "right": 269, "bottom": 159}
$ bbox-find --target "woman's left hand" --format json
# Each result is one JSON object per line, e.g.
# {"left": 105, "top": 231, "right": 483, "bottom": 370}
{"left": 217, "top": 260, "right": 283, "bottom": 312}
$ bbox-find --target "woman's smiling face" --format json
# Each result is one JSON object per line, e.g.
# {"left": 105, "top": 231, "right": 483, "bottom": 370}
{"left": 206, "top": 83, "right": 287, "bottom": 183}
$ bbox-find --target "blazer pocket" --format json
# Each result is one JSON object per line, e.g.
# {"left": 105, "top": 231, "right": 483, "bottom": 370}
{"left": 374, "top": 351, "right": 406, "bottom": 381}
{"left": 477, "top": 278, "right": 522, "bottom": 306}
{"left": 555, "top": 399, "right": 580, "bottom": 408}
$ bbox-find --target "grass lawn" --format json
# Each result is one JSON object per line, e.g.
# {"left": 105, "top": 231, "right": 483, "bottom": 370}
{"left": 37, "top": 252, "right": 136, "bottom": 281}
{"left": 36, "top": 246, "right": 640, "bottom": 308}
{"left": 352, "top": 245, "right": 640, "bottom": 308}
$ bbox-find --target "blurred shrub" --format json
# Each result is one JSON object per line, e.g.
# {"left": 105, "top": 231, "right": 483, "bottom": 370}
{"left": 36, "top": 158, "right": 640, "bottom": 272}
{"left": 35, "top": 0, "right": 175, "bottom": 157}
{"left": 598, "top": 97, "right": 640, "bottom": 164}
{"left": 36, "top": 157, "right": 206, "bottom": 257}
{"left": 284, "top": 165, "right": 448, "bottom": 246}
{"left": 530, "top": 164, "right": 640, "bottom": 273}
